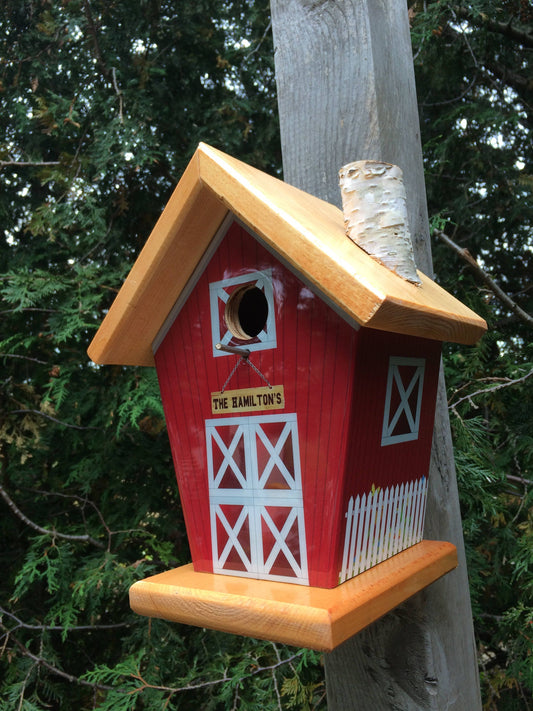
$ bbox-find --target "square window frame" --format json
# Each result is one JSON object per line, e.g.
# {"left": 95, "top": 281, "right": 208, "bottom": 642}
{"left": 381, "top": 356, "right": 426, "bottom": 446}
{"left": 209, "top": 269, "right": 277, "bottom": 357}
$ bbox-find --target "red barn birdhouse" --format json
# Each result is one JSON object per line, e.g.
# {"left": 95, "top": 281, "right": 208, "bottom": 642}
{"left": 88, "top": 143, "right": 486, "bottom": 649}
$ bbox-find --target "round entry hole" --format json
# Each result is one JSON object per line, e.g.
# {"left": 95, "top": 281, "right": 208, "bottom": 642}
{"left": 225, "top": 285, "right": 268, "bottom": 340}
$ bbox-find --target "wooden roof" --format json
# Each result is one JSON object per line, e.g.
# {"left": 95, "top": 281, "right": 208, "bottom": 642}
{"left": 88, "top": 143, "right": 487, "bottom": 367}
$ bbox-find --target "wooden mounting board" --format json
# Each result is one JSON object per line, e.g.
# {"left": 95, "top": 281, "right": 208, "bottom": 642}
{"left": 129, "top": 540, "right": 457, "bottom": 651}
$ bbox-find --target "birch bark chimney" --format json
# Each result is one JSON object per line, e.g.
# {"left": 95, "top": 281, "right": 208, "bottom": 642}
{"left": 339, "top": 161, "right": 422, "bottom": 285}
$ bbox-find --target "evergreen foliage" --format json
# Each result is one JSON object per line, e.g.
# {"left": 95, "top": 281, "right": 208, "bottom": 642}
{"left": 0, "top": 1, "right": 531, "bottom": 709}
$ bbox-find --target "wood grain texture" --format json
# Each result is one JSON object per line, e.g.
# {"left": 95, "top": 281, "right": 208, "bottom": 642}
{"left": 271, "top": 0, "right": 483, "bottom": 708}
{"left": 198, "top": 146, "right": 486, "bottom": 345}
{"left": 88, "top": 143, "right": 486, "bottom": 366}
{"left": 129, "top": 541, "right": 457, "bottom": 652}
{"left": 87, "top": 153, "right": 227, "bottom": 366}
{"left": 272, "top": 0, "right": 434, "bottom": 274}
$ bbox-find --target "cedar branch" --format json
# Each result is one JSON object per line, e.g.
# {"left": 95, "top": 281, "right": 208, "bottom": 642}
{"left": 0, "top": 160, "right": 61, "bottom": 169}
{"left": 449, "top": 367, "right": 533, "bottom": 410}
{"left": 124, "top": 649, "right": 305, "bottom": 696}
{"left": 0, "top": 482, "right": 105, "bottom": 549}
{"left": 29, "top": 488, "right": 113, "bottom": 545}
{"left": 439, "top": 19, "right": 532, "bottom": 105}
{"left": 454, "top": 6, "right": 533, "bottom": 49}
{"left": 0, "top": 353, "right": 49, "bottom": 365}
{"left": 0, "top": 607, "right": 131, "bottom": 634}
{"left": 1, "top": 629, "right": 121, "bottom": 692}
{"left": 82, "top": 0, "right": 110, "bottom": 80}
{"left": 435, "top": 229, "right": 533, "bottom": 328}
{"left": 483, "top": 59, "right": 533, "bottom": 98}
{"left": 10, "top": 408, "right": 103, "bottom": 431}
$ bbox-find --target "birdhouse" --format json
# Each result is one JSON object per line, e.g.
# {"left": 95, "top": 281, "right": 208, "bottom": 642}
{"left": 88, "top": 143, "right": 486, "bottom": 650}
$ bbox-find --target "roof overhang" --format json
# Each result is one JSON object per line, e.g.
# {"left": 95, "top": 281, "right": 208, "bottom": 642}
{"left": 88, "top": 143, "right": 487, "bottom": 367}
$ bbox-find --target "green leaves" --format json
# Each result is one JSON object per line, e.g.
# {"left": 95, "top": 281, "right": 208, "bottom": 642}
{"left": 1, "top": 268, "right": 69, "bottom": 310}
{"left": 116, "top": 369, "right": 165, "bottom": 433}
{"left": 13, "top": 538, "right": 76, "bottom": 598}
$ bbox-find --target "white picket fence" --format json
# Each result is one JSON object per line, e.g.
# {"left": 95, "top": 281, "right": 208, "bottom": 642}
{"left": 339, "top": 477, "right": 428, "bottom": 583}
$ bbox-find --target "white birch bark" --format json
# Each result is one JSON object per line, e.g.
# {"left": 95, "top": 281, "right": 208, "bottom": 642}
{"left": 339, "top": 160, "right": 422, "bottom": 284}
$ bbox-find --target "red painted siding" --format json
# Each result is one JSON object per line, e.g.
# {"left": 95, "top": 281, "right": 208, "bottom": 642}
{"left": 154, "top": 220, "right": 441, "bottom": 588}
{"left": 345, "top": 329, "right": 441, "bottom": 494}
{"left": 154, "top": 221, "right": 358, "bottom": 586}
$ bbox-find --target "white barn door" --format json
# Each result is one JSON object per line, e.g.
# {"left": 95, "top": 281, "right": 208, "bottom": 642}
{"left": 205, "top": 414, "right": 309, "bottom": 584}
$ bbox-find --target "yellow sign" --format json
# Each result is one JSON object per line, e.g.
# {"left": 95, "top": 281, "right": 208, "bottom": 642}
{"left": 211, "top": 386, "right": 285, "bottom": 415}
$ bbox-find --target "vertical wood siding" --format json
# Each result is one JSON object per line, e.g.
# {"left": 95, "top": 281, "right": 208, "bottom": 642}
{"left": 154, "top": 220, "right": 358, "bottom": 587}
{"left": 154, "top": 221, "right": 442, "bottom": 588}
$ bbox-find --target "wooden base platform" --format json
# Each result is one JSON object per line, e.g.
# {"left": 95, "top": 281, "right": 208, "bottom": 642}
{"left": 129, "top": 540, "right": 457, "bottom": 651}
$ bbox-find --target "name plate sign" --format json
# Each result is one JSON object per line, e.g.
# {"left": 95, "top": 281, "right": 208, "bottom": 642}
{"left": 211, "top": 386, "right": 285, "bottom": 415}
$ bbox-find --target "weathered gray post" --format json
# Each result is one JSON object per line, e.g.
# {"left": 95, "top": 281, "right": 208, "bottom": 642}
{"left": 270, "top": 1, "right": 482, "bottom": 708}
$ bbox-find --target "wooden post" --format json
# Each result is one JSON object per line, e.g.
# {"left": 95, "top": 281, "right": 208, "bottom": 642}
{"left": 270, "top": 1, "right": 482, "bottom": 708}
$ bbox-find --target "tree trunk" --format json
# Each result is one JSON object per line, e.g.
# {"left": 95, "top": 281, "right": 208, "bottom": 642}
{"left": 270, "top": 1, "right": 482, "bottom": 709}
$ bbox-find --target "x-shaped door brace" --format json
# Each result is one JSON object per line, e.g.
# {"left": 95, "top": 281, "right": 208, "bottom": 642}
{"left": 208, "top": 425, "right": 248, "bottom": 489}
{"left": 382, "top": 357, "right": 425, "bottom": 446}
{"left": 207, "top": 417, "right": 301, "bottom": 492}
{"left": 261, "top": 506, "right": 305, "bottom": 577}
{"left": 214, "top": 504, "right": 254, "bottom": 570}
{"left": 253, "top": 421, "right": 298, "bottom": 489}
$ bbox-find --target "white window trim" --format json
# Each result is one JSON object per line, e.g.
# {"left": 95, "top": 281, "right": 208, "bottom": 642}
{"left": 381, "top": 356, "right": 426, "bottom": 446}
{"left": 209, "top": 269, "right": 277, "bottom": 357}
